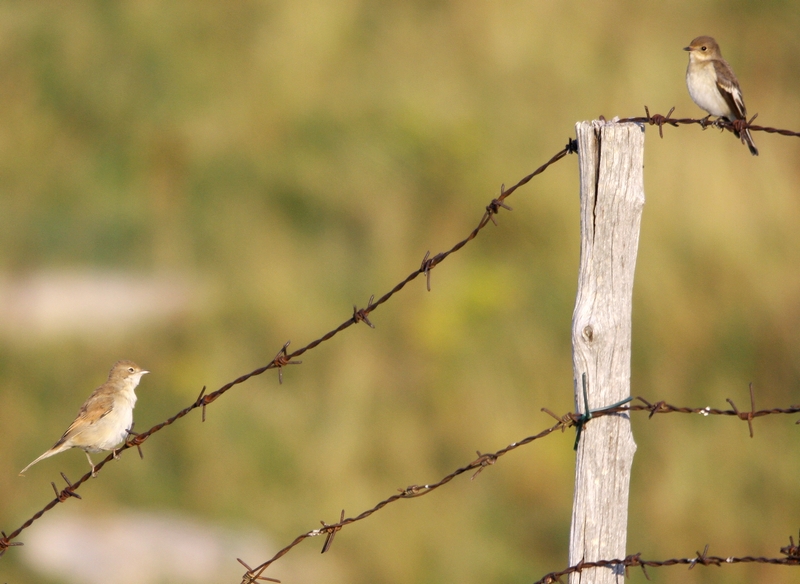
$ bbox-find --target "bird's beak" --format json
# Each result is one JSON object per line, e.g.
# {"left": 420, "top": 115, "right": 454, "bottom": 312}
{"left": 142, "top": 370, "right": 150, "bottom": 375}
{"left": 683, "top": 46, "right": 692, "bottom": 52}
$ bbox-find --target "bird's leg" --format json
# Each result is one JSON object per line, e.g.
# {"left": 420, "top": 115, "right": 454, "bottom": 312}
{"left": 85, "top": 452, "right": 97, "bottom": 478}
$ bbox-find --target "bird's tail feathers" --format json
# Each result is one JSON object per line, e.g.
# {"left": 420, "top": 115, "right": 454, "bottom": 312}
{"left": 19, "top": 443, "right": 71, "bottom": 476}
{"left": 742, "top": 128, "right": 759, "bottom": 156}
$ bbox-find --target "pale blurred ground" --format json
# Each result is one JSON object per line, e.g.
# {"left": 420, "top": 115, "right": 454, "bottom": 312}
{"left": 1, "top": 2, "right": 799, "bottom": 583}
{"left": 20, "top": 511, "right": 273, "bottom": 584}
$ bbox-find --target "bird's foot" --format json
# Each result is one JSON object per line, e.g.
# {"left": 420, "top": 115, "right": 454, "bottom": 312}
{"left": 710, "top": 117, "right": 726, "bottom": 131}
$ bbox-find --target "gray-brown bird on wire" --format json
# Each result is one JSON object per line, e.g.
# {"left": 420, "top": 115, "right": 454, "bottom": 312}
{"left": 19, "top": 360, "right": 149, "bottom": 477}
{"left": 684, "top": 35, "right": 758, "bottom": 155}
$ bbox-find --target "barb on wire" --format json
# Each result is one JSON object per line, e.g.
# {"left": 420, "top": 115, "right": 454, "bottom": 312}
{"left": 125, "top": 422, "right": 145, "bottom": 459}
{"left": 353, "top": 295, "right": 375, "bottom": 328}
{"left": 2, "top": 142, "right": 574, "bottom": 556}
{"left": 565, "top": 137, "right": 579, "bottom": 154}
{"left": 271, "top": 341, "right": 302, "bottom": 385}
{"left": 727, "top": 382, "right": 758, "bottom": 437}
{"left": 194, "top": 386, "right": 208, "bottom": 422}
{"left": 533, "top": 539, "right": 800, "bottom": 584}
{"left": 781, "top": 531, "right": 800, "bottom": 558}
{"left": 419, "top": 250, "right": 445, "bottom": 292}
{"left": 470, "top": 451, "right": 497, "bottom": 480}
{"left": 51, "top": 472, "right": 81, "bottom": 502}
{"left": 237, "top": 558, "right": 281, "bottom": 583}
{"left": 0, "top": 531, "right": 23, "bottom": 557}
{"left": 485, "top": 189, "right": 513, "bottom": 227}
{"left": 320, "top": 509, "right": 345, "bottom": 554}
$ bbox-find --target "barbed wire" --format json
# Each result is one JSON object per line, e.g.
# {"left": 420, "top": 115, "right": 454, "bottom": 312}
{"left": 617, "top": 106, "right": 800, "bottom": 139}
{"left": 0, "top": 139, "right": 575, "bottom": 556}
{"left": 236, "top": 391, "right": 800, "bottom": 583}
{"left": 4, "top": 109, "right": 800, "bottom": 570}
{"left": 532, "top": 540, "right": 800, "bottom": 584}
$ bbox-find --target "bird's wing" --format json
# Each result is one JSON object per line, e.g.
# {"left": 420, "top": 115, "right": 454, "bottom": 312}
{"left": 713, "top": 59, "right": 747, "bottom": 119}
{"left": 55, "top": 391, "right": 115, "bottom": 446}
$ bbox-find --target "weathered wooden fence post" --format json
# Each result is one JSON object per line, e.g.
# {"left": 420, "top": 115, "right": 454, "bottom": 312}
{"left": 568, "top": 120, "right": 644, "bottom": 584}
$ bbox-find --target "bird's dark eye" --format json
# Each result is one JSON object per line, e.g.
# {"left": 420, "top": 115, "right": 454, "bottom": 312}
{"left": 701, "top": 46, "right": 707, "bottom": 51}
{"left": 128, "top": 367, "right": 135, "bottom": 373}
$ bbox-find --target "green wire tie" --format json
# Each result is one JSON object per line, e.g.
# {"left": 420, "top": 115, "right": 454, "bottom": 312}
{"left": 573, "top": 373, "right": 634, "bottom": 450}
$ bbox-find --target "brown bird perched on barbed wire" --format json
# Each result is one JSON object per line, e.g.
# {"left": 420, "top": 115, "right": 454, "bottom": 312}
{"left": 19, "top": 360, "right": 149, "bottom": 477}
{"left": 684, "top": 35, "right": 758, "bottom": 155}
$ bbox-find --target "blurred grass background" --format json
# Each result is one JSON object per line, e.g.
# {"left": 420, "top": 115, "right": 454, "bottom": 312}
{"left": 1, "top": 1, "right": 799, "bottom": 583}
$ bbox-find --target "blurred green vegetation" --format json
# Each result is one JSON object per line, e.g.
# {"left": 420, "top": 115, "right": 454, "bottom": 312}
{"left": 1, "top": 1, "right": 800, "bottom": 583}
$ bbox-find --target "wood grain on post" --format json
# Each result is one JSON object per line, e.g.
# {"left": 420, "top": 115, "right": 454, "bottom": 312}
{"left": 568, "top": 121, "right": 644, "bottom": 584}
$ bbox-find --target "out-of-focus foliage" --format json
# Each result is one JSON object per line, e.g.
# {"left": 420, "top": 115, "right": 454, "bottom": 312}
{"left": 1, "top": 1, "right": 799, "bottom": 583}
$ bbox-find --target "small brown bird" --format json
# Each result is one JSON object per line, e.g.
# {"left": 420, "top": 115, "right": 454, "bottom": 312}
{"left": 19, "top": 360, "right": 149, "bottom": 477}
{"left": 684, "top": 35, "right": 758, "bottom": 156}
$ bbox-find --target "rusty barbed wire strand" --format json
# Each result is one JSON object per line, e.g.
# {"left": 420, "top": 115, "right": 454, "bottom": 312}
{"left": 616, "top": 106, "right": 800, "bottom": 139}
{"left": 238, "top": 390, "right": 800, "bottom": 582}
{"left": 0, "top": 141, "right": 574, "bottom": 556}
{"left": 241, "top": 418, "right": 569, "bottom": 582}
{"left": 533, "top": 539, "right": 800, "bottom": 584}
